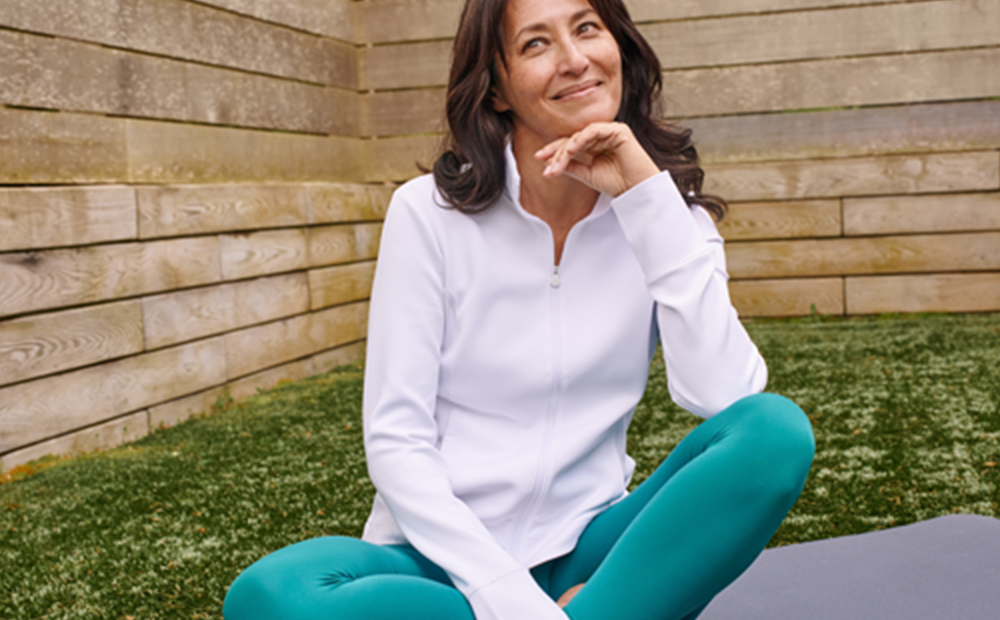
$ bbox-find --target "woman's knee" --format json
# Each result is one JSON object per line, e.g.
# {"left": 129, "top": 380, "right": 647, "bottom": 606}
{"left": 726, "top": 393, "right": 816, "bottom": 494}
{"left": 223, "top": 536, "right": 399, "bottom": 619}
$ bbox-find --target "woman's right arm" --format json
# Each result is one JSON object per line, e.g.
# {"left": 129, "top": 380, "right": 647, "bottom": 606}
{"left": 363, "top": 186, "right": 569, "bottom": 620}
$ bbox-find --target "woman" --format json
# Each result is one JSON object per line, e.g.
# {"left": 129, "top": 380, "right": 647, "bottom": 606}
{"left": 223, "top": 0, "right": 814, "bottom": 618}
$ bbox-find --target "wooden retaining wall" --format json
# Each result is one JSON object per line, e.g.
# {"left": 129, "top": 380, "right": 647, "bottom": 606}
{"left": 2, "top": 0, "right": 999, "bottom": 469}
{"left": 0, "top": 0, "right": 385, "bottom": 470}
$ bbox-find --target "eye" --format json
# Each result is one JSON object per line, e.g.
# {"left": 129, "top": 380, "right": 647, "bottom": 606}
{"left": 577, "top": 21, "right": 600, "bottom": 35}
{"left": 521, "top": 37, "right": 545, "bottom": 53}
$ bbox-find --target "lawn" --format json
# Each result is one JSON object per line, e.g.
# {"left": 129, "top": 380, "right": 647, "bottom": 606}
{"left": 2, "top": 312, "right": 999, "bottom": 619}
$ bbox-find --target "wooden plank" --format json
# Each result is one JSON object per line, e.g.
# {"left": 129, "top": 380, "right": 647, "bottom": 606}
{"left": 228, "top": 358, "right": 315, "bottom": 401}
{"left": 704, "top": 151, "right": 1000, "bottom": 202}
{"left": 0, "top": 0, "right": 358, "bottom": 89}
{"left": 726, "top": 232, "right": 1000, "bottom": 279}
{"left": 0, "top": 30, "right": 353, "bottom": 136}
{"left": 310, "top": 340, "right": 366, "bottom": 375}
{"left": 666, "top": 47, "right": 1000, "bottom": 119}
{"left": 308, "top": 261, "right": 376, "bottom": 310}
{"left": 718, "top": 200, "right": 841, "bottom": 241}
{"left": 148, "top": 386, "right": 227, "bottom": 430}
{"left": 0, "top": 337, "right": 226, "bottom": 453}
{"left": 846, "top": 273, "right": 1000, "bottom": 315}
{"left": 0, "top": 186, "right": 136, "bottom": 252}
{"left": 844, "top": 192, "right": 1000, "bottom": 237}
{"left": 0, "top": 108, "right": 128, "bottom": 184}
{"left": 125, "top": 119, "right": 364, "bottom": 183}
{"left": 143, "top": 273, "right": 310, "bottom": 350}
{"left": 307, "top": 184, "right": 394, "bottom": 224}
{"left": 0, "top": 237, "right": 220, "bottom": 319}
{"left": 688, "top": 99, "right": 1000, "bottom": 165}
{"left": 224, "top": 301, "right": 368, "bottom": 379}
{"left": 307, "top": 223, "right": 383, "bottom": 267}
{"left": 365, "top": 135, "right": 440, "bottom": 183}
{"left": 197, "top": 0, "right": 358, "bottom": 42}
{"left": 362, "top": 39, "right": 451, "bottom": 91}
{"left": 137, "top": 184, "right": 309, "bottom": 239}
{"left": 220, "top": 229, "right": 308, "bottom": 280}
{"left": 356, "top": 0, "right": 897, "bottom": 44}
{"left": 0, "top": 411, "right": 148, "bottom": 471}
{"left": 644, "top": 0, "right": 998, "bottom": 71}
{"left": 0, "top": 300, "right": 144, "bottom": 388}
{"left": 363, "top": 89, "right": 447, "bottom": 137}
{"left": 729, "top": 277, "right": 844, "bottom": 317}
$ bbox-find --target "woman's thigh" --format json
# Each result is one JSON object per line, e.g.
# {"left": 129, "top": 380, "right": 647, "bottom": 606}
{"left": 223, "top": 537, "right": 474, "bottom": 620}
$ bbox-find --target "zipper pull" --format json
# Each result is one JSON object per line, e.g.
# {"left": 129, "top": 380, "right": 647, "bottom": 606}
{"left": 550, "top": 265, "right": 561, "bottom": 288}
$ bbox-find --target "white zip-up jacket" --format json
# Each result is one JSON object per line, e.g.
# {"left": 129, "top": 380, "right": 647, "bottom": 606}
{"left": 362, "top": 146, "right": 767, "bottom": 620}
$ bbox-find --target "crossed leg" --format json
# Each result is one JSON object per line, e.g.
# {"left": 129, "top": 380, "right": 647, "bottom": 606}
{"left": 223, "top": 393, "right": 814, "bottom": 620}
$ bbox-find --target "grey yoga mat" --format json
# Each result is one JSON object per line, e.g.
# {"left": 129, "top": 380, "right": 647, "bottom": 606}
{"left": 700, "top": 514, "right": 1000, "bottom": 620}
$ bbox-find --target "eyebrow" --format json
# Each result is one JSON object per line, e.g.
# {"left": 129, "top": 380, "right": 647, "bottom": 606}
{"left": 512, "top": 8, "right": 596, "bottom": 42}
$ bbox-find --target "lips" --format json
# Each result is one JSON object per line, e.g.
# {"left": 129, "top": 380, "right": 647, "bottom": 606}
{"left": 553, "top": 79, "right": 601, "bottom": 100}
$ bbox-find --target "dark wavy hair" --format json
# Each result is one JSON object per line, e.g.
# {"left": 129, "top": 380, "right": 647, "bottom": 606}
{"left": 431, "top": 0, "right": 726, "bottom": 220}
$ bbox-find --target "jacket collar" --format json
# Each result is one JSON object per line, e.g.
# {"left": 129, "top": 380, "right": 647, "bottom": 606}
{"left": 503, "top": 141, "right": 612, "bottom": 222}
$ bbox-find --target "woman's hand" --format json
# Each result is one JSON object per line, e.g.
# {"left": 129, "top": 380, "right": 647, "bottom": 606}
{"left": 534, "top": 122, "right": 660, "bottom": 197}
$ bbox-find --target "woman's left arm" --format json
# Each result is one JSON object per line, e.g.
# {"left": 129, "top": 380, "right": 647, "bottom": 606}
{"left": 537, "top": 123, "right": 767, "bottom": 417}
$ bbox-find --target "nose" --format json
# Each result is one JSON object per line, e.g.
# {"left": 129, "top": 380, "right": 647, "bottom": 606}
{"left": 558, "top": 39, "right": 589, "bottom": 75}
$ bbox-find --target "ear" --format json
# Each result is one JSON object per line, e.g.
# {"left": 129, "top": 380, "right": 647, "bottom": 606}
{"left": 491, "top": 86, "right": 511, "bottom": 113}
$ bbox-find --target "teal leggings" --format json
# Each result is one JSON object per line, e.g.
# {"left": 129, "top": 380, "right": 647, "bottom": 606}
{"left": 224, "top": 393, "right": 814, "bottom": 620}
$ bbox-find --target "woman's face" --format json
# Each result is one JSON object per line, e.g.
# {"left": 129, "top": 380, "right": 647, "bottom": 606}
{"left": 492, "top": 0, "right": 623, "bottom": 150}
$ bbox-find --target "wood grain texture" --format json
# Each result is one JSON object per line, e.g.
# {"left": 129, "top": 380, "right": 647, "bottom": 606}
{"left": 0, "top": 237, "right": 220, "bottom": 319}
{"left": 0, "top": 186, "right": 136, "bottom": 252}
{"left": 307, "top": 223, "right": 383, "bottom": 268}
{"left": 726, "top": 232, "right": 1000, "bottom": 279}
{"left": 308, "top": 261, "right": 376, "bottom": 310}
{"left": 704, "top": 151, "right": 1000, "bottom": 202}
{"left": 644, "top": 0, "right": 998, "bottom": 71}
{"left": 0, "top": 29, "right": 354, "bottom": 136}
{"left": 356, "top": 0, "right": 908, "bottom": 43}
{"left": 717, "top": 200, "right": 841, "bottom": 241}
{"left": 125, "top": 119, "right": 365, "bottom": 184}
{"left": 219, "top": 229, "right": 308, "bottom": 280}
{"left": 729, "top": 277, "right": 844, "bottom": 317}
{"left": 227, "top": 358, "right": 315, "bottom": 401}
{"left": 363, "top": 88, "right": 447, "bottom": 137}
{"left": 688, "top": 100, "right": 1000, "bottom": 165}
{"left": 143, "top": 273, "right": 310, "bottom": 350}
{"left": 365, "top": 135, "right": 441, "bottom": 183}
{"left": 0, "top": 108, "right": 128, "bottom": 184}
{"left": 310, "top": 341, "right": 365, "bottom": 375}
{"left": 0, "top": 337, "right": 225, "bottom": 453}
{"left": 843, "top": 192, "right": 1000, "bottom": 236}
{"left": 138, "top": 184, "right": 310, "bottom": 239}
{"left": 666, "top": 47, "right": 1000, "bottom": 118}
{"left": 846, "top": 272, "right": 1000, "bottom": 314}
{"left": 196, "top": 0, "right": 357, "bottom": 42}
{"left": 0, "top": 0, "right": 358, "bottom": 88}
{"left": 362, "top": 39, "right": 451, "bottom": 90}
{"left": 308, "top": 184, "right": 394, "bottom": 224}
{"left": 148, "top": 386, "right": 227, "bottom": 430}
{"left": 224, "top": 301, "right": 368, "bottom": 380}
{"left": 0, "top": 411, "right": 148, "bottom": 470}
{"left": 0, "top": 300, "right": 144, "bottom": 388}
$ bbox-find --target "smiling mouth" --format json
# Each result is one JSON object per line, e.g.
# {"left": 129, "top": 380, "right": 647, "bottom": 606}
{"left": 553, "top": 80, "right": 601, "bottom": 100}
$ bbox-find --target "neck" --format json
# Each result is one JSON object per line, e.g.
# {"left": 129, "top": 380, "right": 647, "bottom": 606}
{"left": 511, "top": 134, "right": 598, "bottom": 263}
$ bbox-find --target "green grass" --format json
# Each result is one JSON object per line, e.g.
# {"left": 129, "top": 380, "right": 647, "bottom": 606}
{"left": 2, "top": 312, "right": 999, "bottom": 619}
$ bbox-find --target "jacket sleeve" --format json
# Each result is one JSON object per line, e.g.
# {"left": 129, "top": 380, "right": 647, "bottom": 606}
{"left": 609, "top": 172, "right": 767, "bottom": 417}
{"left": 363, "top": 189, "right": 570, "bottom": 620}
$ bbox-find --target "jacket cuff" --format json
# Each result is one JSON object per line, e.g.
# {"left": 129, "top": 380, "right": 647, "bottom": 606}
{"left": 467, "top": 568, "right": 569, "bottom": 620}
{"left": 610, "top": 171, "right": 709, "bottom": 279}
